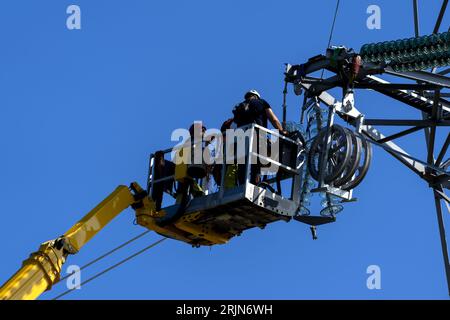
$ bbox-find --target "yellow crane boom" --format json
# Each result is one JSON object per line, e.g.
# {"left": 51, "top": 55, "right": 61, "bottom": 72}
{"left": 0, "top": 182, "right": 158, "bottom": 300}
{"left": 0, "top": 176, "right": 232, "bottom": 300}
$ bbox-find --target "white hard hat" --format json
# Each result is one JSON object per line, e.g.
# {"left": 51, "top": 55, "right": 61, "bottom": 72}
{"left": 245, "top": 89, "right": 261, "bottom": 99}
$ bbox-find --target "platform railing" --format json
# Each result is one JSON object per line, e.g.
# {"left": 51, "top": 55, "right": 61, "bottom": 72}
{"left": 147, "top": 124, "right": 305, "bottom": 209}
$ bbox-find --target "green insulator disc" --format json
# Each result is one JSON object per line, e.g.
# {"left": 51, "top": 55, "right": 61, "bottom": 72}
{"left": 430, "top": 34, "right": 439, "bottom": 45}
{"left": 388, "top": 41, "right": 397, "bottom": 52}
{"left": 445, "top": 32, "right": 450, "bottom": 43}
{"left": 438, "top": 32, "right": 448, "bottom": 43}
{"left": 415, "top": 47, "right": 424, "bottom": 59}
{"left": 360, "top": 44, "right": 369, "bottom": 55}
{"left": 412, "top": 37, "right": 421, "bottom": 48}
{"left": 423, "top": 35, "right": 432, "bottom": 47}
{"left": 418, "top": 36, "right": 427, "bottom": 47}
{"left": 370, "top": 43, "right": 379, "bottom": 53}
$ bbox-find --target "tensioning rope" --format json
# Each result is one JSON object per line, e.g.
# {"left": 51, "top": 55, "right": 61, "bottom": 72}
{"left": 59, "top": 230, "right": 151, "bottom": 282}
{"left": 52, "top": 237, "right": 167, "bottom": 300}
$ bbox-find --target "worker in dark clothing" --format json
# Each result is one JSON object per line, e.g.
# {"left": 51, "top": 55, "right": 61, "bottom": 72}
{"left": 232, "top": 90, "right": 287, "bottom": 185}
{"left": 233, "top": 90, "right": 287, "bottom": 133}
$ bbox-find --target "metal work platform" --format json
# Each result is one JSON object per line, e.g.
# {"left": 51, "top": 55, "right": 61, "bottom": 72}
{"left": 145, "top": 124, "right": 306, "bottom": 246}
{"left": 162, "top": 185, "right": 292, "bottom": 242}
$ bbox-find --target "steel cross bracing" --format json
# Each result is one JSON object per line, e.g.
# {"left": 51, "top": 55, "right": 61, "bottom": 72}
{"left": 284, "top": 0, "right": 450, "bottom": 295}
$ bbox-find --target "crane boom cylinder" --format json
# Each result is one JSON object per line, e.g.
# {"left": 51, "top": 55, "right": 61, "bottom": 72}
{"left": 0, "top": 241, "right": 65, "bottom": 300}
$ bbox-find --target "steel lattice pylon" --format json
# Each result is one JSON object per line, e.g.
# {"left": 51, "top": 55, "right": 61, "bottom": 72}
{"left": 284, "top": 0, "right": 450, "bottom": 295}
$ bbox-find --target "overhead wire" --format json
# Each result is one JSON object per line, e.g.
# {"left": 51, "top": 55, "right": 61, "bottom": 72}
{"left": 320, "top": 0, "right": 341, "bottom": 79}
{"left": 59, "top": 230, "right": 151, "bottom": 282}
{"left": 52, "top": 237, "right": 167, "bottom": 300}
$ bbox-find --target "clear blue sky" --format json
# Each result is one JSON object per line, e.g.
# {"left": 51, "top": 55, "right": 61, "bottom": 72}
{"left": 0, "top": 0, "right": 449, "bottom": 299}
